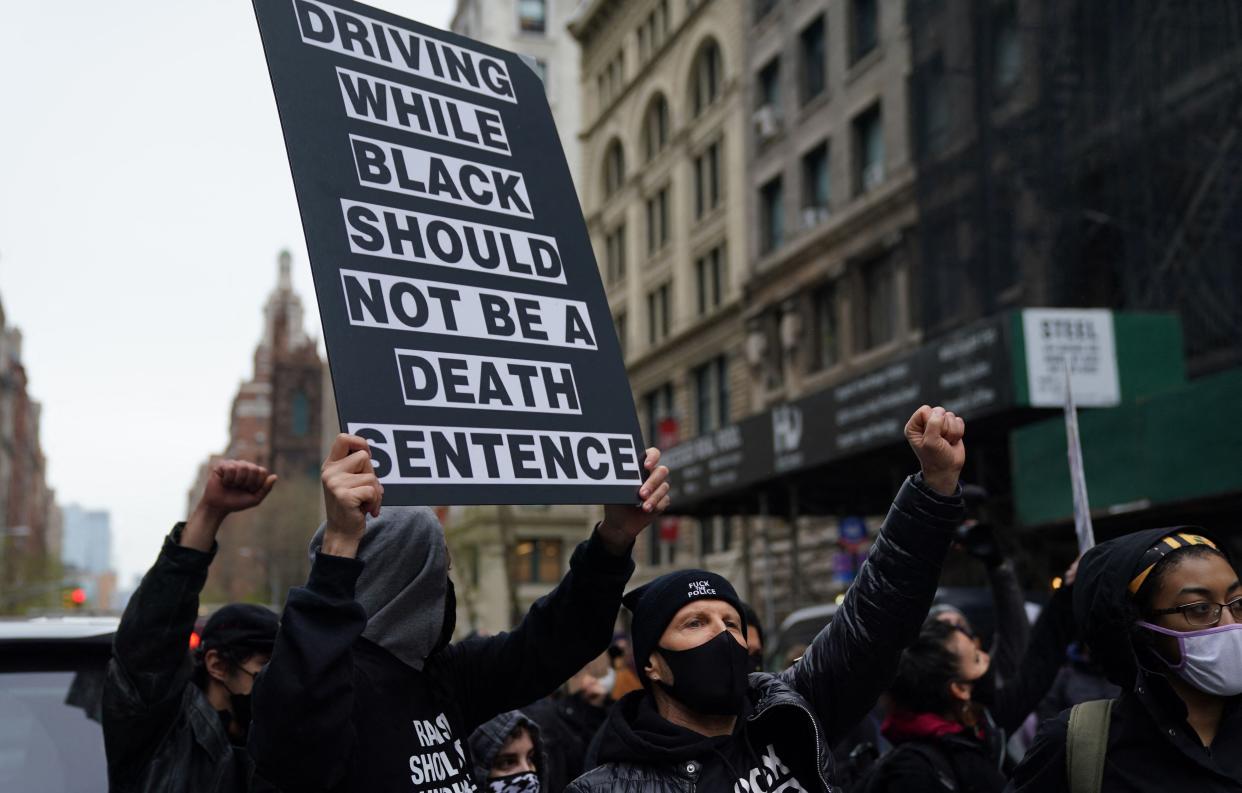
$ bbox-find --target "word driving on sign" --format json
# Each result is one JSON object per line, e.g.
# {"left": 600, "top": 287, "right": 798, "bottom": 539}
{"left": 256, "top": 0, "right": 644, "bottom": 504}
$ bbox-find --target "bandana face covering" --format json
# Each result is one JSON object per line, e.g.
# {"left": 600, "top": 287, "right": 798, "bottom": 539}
{"left": 1138, "top": 621, "right": 1242, "bottom": 696}
{"left": 488, "top": 771, "right": 539, "bottom": 793}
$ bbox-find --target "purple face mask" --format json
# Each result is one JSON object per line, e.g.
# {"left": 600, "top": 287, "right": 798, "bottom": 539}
{"left": 1138, "top": 621, "right": 1242, "bottom": 696}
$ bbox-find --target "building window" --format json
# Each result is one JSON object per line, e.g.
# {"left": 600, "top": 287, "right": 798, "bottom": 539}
{"left": 615, "top": 311, "right": 628, "bottom": 359}
{"left": 851, "top": 0, "right": 878, "bottom": 63}
{"left": 511, "top": 538, "right": 562, "bottom": 584}
{"left": 644, "top": 94, "right": 670, "bottom": 161}
{"left": 757, "top": 57, "right": 781, "bottom": 109}
{"left": 812, "top": 282, "right": 839, "bottom": 370}
{"left": 691, "top": 39, "right": 723, "bottom": 116}
{"left": 695, "top": 246, "right": 725, "bottom": 315}
{"left": 699, "top": 516, "right": 733, "bottom": 556}
{"left": 291, "top": 391, "right": 310, "bottom": 437}
{"left": 603, "top": 139, "right": 625, "bottom": 199}
{"left": 647, "top": 283, "right": 671, "bottom": 345}
{"left": 643, "top": 382, "right": 675, "bottom": 447}
{"left": 518, "top": 0, "right": 546, "bottom": 33}
{"left": 853, "top": 103, "right": 884, "bottom": 195}
{"left": 799, "top": 16, "right": 826, "bottom": 104}
{"left": 916, "top": 57, "right": 949, "bottom": 158}
{"left": 992, "top": 2, "right": 1021, "bottom": 96}
{"left": 693, "top": 355, "right": 730, "bottom": 434}
{"left": 693, "top": 139, "right": 722, "bottom": 218}
{"left": 759, "top": 177, "right": 784, "bottom": 254}
{"left": 801, "top": 142, "right": 830, "bottom": 221}
{"left": 638, "top": 1, "right": 671, "bottom": 62}
{"left": 605, "top": 224, "right": 627, "bottom": 283}
{"left": 861, "top": 254, "right": 897, "bottom": 349}
{"left": 646, "top": 186, "right": 670, "bottom": 254}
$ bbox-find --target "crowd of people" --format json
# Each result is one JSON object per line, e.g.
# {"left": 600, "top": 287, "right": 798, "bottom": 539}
{"left": 101, "top": 405, "right": 1242, "bottom": 792}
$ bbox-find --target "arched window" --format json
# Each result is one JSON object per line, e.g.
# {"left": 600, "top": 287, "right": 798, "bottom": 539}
{"left": 603, "top": 139, "right": 626, "bottom": 199}
{"left": 643, "top": 94, "right": 670, "bottom": 161}
{"left": 291, "top": 391, "right": 310, "bottom": 437}
{"left": 691, "top": 39, "right": 723, "bottom": 117}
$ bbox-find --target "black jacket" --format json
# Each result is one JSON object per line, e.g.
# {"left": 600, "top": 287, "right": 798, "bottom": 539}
{"left": 866, "top": 729, "right": 1008, "bottom": 793}
{"left": 1007, "top": 526, "right": 1242, "bottom": 792}
{"left": 248, "top": 529, "right": 634, "bottom": 793}
{"left": 522, "top": 693, "right": 609, "bottom": 792}
{"left": 565, "top": 474, "right": 962, "bottom": 793}
{"left": 102, "top": 525, "right": 275, "bottom": 793}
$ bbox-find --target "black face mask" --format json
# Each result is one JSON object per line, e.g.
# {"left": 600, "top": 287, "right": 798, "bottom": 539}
{"left": 433, "top": 578, "right": 457, "bottom": 655}
{"left": 655, "top": 630, "right": 750, "bottom": 716}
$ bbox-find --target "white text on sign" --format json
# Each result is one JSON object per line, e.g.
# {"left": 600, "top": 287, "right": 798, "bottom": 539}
{"left": 341, "top": 269, "right": 598, "bottom": 349}
{"left": 350, "top": 423, "right": 644, "bottom": 485}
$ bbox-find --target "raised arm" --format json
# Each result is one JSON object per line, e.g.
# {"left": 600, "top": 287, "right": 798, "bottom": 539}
{"left": 780, "top": 406, "right": 965, "bottom": 744}
{"left": 436, "top": 449, "right": 669, "bottom": 732}
{"left": 248, "top": 434, "right": 380, "bottom": 791}
{"left": 103, "top": 460, "right": 276, "bottom": 781}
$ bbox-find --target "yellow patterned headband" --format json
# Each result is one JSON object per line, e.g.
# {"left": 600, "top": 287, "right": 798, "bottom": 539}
{"left": 1128, "top": 533, "right": 1219, "bottom": 595}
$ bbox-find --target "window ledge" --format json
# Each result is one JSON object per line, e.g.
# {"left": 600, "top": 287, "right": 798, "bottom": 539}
{"left": 845, "top": 45, "right": 884, "bottom": 86}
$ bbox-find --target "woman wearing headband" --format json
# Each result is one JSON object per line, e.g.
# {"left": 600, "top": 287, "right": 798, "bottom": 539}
{"left": 1009, "top": 528, "right": 1242, "bottom": 792}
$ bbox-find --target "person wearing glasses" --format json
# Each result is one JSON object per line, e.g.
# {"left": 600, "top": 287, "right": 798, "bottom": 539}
{"left": 1009, "top": 528, "right": 1242, "bottom": 792}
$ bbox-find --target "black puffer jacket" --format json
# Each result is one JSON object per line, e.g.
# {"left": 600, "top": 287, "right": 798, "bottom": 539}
{"left": 566, "top": 474, "right": 962, "bottom": 793}
{"left": 1008, "top": 526, "right": 1242, "bottom": 792}
{"left": 102, "top": 525, "right": 278, "bottom": 793}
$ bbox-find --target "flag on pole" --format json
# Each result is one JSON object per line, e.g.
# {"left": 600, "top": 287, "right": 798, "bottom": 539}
{"left": 1064, "top": 367, "right": 1096, "bottom": 552}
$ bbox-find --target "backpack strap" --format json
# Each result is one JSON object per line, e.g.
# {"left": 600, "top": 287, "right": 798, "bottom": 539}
{"left": 1066, "top": 699, "right": 1114, "bottom": 793}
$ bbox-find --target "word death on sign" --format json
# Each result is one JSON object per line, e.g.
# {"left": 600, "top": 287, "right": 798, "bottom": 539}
{"left": 350, "top": 424, "right": 644, "bottom": 486}
{"left": 342, "top": 270, "right": 597, "bottom": 349}
{"left": 295, "top": 0, "right": 515, "bottom": 103}
{"left": 396, "top": 350, "right": 581, "bottom": 414}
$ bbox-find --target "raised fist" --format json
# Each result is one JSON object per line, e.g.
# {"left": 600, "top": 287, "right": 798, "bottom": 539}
{"left": 201, "top": 460, "right": 278, "bottom": 516}
{"left": 905, "top": 405, "right": 966, "bottom": 496}
{"left": 320, "top": 434, "right": 384, "bottom": 558}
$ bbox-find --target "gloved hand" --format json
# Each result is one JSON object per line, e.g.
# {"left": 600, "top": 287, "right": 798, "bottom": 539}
{"left": 955, "top": 521, "right": 1005, "bottom": 568}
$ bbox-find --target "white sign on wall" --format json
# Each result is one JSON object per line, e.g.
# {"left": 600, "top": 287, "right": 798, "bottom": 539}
{"left": 1022, "top": 308, "right": 1120, "bottom": 407}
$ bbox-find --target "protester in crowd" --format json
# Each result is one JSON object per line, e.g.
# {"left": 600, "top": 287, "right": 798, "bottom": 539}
{"left": 608, "top": 634, "right": 644, "bottom": 700}
{"left": 1009, "top": 529, "right": 1242, "bottom": 792}
{"left": 741, "top": 601, "right": 766, "bottom": 672}
{"left": 1035, "top": 643, "right": 1121, "bottom": 724}
{"left": 564, "top": 405, "right": 967, "bottom": 793}
{"left": 859, "top": 619, "right": 1009, "bottom": 792}
{"left": 470, "top": 711, "right": 546, "bottom": 793}
{"left": 929, "top": 483, "right": 1031, "bottom": 690}
{"left": 248, "top": 434, "right": 669, "bottom": 793}
{"left": 523, "top": 654, "right": 615, "bottom": 792}
{"left": 103, "top": 459, "right": 280, "bottom": 793}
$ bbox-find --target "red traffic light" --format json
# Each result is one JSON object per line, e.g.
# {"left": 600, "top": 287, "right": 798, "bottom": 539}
{"left": 70, "top": 587, "right": 87, "bottom": 605}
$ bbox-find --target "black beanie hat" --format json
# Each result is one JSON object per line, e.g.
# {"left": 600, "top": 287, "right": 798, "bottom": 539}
{"left": 621, "top": 569, "right": 747, "bottom": 685}
{"left": 201, "top": 603, "right": 279, "bottom": 655}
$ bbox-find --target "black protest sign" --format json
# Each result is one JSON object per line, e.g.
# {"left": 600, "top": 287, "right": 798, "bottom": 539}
{"left": 254, "top": 0, "right": 644, "bottom": 504}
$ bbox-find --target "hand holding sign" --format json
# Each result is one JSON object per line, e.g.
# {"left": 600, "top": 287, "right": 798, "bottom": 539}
{"left": 182, "top": 460, "right": 278, "bottom": 552}
{"left": 905, "top": 405, "right": 966, "bottom": 496}
{"left": 597, "top": 448, "right": 671, "bottom": 555}
{"left": 321, "top": 433, "right": 385, "bottom": 558}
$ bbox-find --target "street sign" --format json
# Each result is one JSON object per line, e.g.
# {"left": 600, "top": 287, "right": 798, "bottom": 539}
{"left": 254, "top": 0, "right": 644, "bottom": 505}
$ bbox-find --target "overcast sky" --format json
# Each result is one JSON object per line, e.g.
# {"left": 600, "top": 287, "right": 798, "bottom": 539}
{"left": 0, "top": 0, "right": 455, "bottom": 588}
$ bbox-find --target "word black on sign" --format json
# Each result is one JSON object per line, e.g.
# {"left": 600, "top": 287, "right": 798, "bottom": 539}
{"left": 254, "top": 0, "right": 644, "bottom": 504}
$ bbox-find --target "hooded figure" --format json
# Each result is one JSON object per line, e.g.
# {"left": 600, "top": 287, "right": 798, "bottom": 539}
{"left": 248, "top": 505, "right": 639, "bottom": 793}
{"left": 469, "top": 710, "right": 547, "bottom": 793}
{"left": 1009, "top": 526, "right": 1242, "bottom": 792}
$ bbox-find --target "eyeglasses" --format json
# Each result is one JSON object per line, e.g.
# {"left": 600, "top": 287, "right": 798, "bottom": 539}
{"left": 1149, "top": 598, "right": 1242, "bottom": 628}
